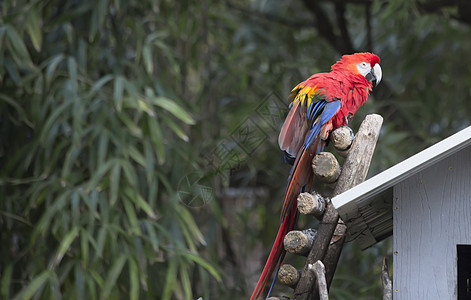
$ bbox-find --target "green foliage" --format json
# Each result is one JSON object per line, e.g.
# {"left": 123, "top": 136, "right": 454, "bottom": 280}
{"left": 0, "top": 0, "right": 217, "bottom": 299}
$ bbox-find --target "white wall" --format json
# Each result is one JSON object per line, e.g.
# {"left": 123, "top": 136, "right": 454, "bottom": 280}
{"left": 393, "top": 146, "right": 471, "bottom": 299}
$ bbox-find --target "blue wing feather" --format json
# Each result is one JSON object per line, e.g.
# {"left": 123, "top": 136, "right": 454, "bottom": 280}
{"left": 304, "top": 100, "right": 341, "bottom": 147}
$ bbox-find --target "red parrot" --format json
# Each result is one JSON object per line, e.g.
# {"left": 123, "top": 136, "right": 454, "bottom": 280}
{"left": 250, "top": 52, "right": 382, "bottom": 299}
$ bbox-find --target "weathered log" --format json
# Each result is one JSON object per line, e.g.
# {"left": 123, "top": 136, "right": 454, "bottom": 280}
{"left": 382, "top": 257, "right": 392, "bottom": 300}
{"left": 322, "top": 222, "right": 347, "bottom": 286}
{"left": 278, "top": 264, "right": 301, "bottom": 287}
{"left": 308, "top": 261, "right": 329, "bottom": 300}
{"left": 312, "top": 152, "right": 341, "bottom": 183}
{"left": 293, "top": 114, "right": 383, "bottom": 300}
{"left": 297, "top": 192, "right": 326, "bottom": 218}
{"left": 284, "top": 228, "right": 317, "bottom": 256}
{"left": 330, "top": 126, "right": 354, "bottom": 157}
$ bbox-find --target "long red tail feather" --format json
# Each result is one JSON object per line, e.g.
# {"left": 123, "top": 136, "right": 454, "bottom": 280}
{"left": 250, "top": 138, "right": 325, "bottom": 299}
{"left": 250, "top": 201, "right": 297, "bottom": 300}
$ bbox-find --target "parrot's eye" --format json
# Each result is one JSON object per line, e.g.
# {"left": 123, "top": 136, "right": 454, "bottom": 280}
{"left": 356, "top": 62, "right": 371, "bottom": 77}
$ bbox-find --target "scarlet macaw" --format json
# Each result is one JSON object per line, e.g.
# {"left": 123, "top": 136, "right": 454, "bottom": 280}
{"left": 250, "top": 52, "right": 382, "bottom": 299}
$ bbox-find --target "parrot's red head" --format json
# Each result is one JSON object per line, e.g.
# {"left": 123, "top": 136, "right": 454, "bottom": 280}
{"left": 331, "top": 52, "right": 382, "bottom": 86}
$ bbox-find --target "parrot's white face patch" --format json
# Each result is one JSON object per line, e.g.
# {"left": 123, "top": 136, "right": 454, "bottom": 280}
{"left": 356, "top": 62, "right": 372, "bottom": 77}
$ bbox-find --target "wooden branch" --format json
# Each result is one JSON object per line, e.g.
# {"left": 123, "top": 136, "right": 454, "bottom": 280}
{"left": 284, "top": 228, "right": 317, "bottom": 256}
{"left": 330, "top": 126, "right": 354, "bottom": 157}
{"left": 312, "top": 152, "right": 341, "bottom": 183}
{"left": 278, "top": 264, "right": 301, "bottom": 287}
{"left": 297, "top": 192, "right": 326, "bottom": 218}
{"left": 382, "top": 257, "right": 392, "bottom": 300}
{"left": 322, "top": 114, "right": 384, "bottom": 294}
{"left": 308, "top": 261, "right": 329, "bottom": 300}
{"left": 322, "top": 222, "right": 347, "bottom": 286}
{"left": 293, "top": 114, "right": 383, "bottom": 300}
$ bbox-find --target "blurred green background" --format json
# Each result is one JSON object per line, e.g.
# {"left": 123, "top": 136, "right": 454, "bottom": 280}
{"left": 1, "top": 0, "right": 470, "bottom": 299}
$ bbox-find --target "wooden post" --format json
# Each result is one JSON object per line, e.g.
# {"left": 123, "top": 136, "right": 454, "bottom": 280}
{"left": 293, "top": 114, "right": 383, "bottom": 300}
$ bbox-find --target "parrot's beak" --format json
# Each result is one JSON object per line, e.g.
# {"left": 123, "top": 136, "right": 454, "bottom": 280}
{"left": 366, "top": 64, "right": 382, "bottom": 86}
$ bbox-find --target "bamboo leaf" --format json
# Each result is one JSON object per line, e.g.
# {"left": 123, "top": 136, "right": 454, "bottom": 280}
{"left": 12, "top": 270, "right": 50, "bottom": 300}
{"left": 93, "top": 228, "right": 107, "bottom": 261}
{"left": 162, "top": 114, "right": 189, "bottom": 141}
{"left": 125, "top": 144, "right": 146, "bottom": 167}
{"left": 128, "top": 258, "right": 139, "bottom": 300}
{"left": 101, "top": 254, "right": 127, "bottom": 299}
{"left": 114, "top": 75, "right": 125, "bottom": 112}
{"left": 124, "top": 187, "right": 157, "bottom": 220}
{"left": 0, "top": 93, "right": 33, "bottom": 127}
{"left": 178, "top": 205, "right": 206, "bottom": 246}
{"left": 88, "top": 74, "right": 113, "bottom": 97}
{"left": 45, "top": 54, "right": 65, "bottom": 86}
{"left": 117, "top": 112, "right": 142, "bottom": 138}
{"left": 6, "top": 26, "right": 32, "bottom": 66}
{"left": 144, "top": 221, "right": 160, "bottom": 252}
{"left": 180, "top": 264, "right": 192, "bottom": 300}
{"left": 80, "top": 229, "right": 89, "bottom": 269}
{"left": 4, "top": 57, "right": 21, "bottom": 84}
{"left": 147, "top": 116, "right": 165, "bottom": 164}
{"left": 118, "top": 159, "right": 138, "bottom": 187}
{"left": 39, "top": 100, "right": 71, "bottom": 144}
{"left": 0, "top": 264, "right": 12, "bottom": 299}
{"left": 109, "top": 161, "right": 121, "bottom": 206}
{"left": 25, "top": 5, "right": 42, "bottom": 52}
{"left": 185, "top": 252, "right": 221, "bottom": 282}
{"left": 142, "top": 44, "right": 153, "bottom": 74}
{"left": 123, "top": 197, "right": 141, "bottom": 235}
{"left": 161, "top": 257, "right": 178, "bottom": 300}
{"left": 68, "top": 57, "right": 78, "bottom": 86}
{"left": 86, "top": 276, "right": 97, "bottom": 300}
{"left": 151, "top": 96, "right": 195, "bottom": 125}
{"left": 75, "top": 265, "right": 85, "bottom": 300}
{"left": 32, "top": 191, "right": 71, "bottom": 241}
{"left": 48, "top": 272, "right": 61, "bottom": 300}
{"left": 49, "top": 227, "right": 79, "bottom": 270}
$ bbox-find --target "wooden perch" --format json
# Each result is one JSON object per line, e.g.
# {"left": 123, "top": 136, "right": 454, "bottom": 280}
{"left": 312, "top": 152, "right": 341, "bottom": 183}
{"left": 284, "top": 228, "right": 317, "bottom": 256}
{"left": 382, "top": 257, "right": 392, "bottom": 300}
{"left": 308, "top": 261, "right": 329, "bottom": 300}
{"left": 278, "top": 264, "right": 300, "bottom": 287}
{"left": 293, "top": 114, "right": 383, "bottom": 300}
{"left": 330, "top": 126, "right": 354, "bottom": 157}
{"left": 297, "top": 192, "right": 326, "bottom": 218}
